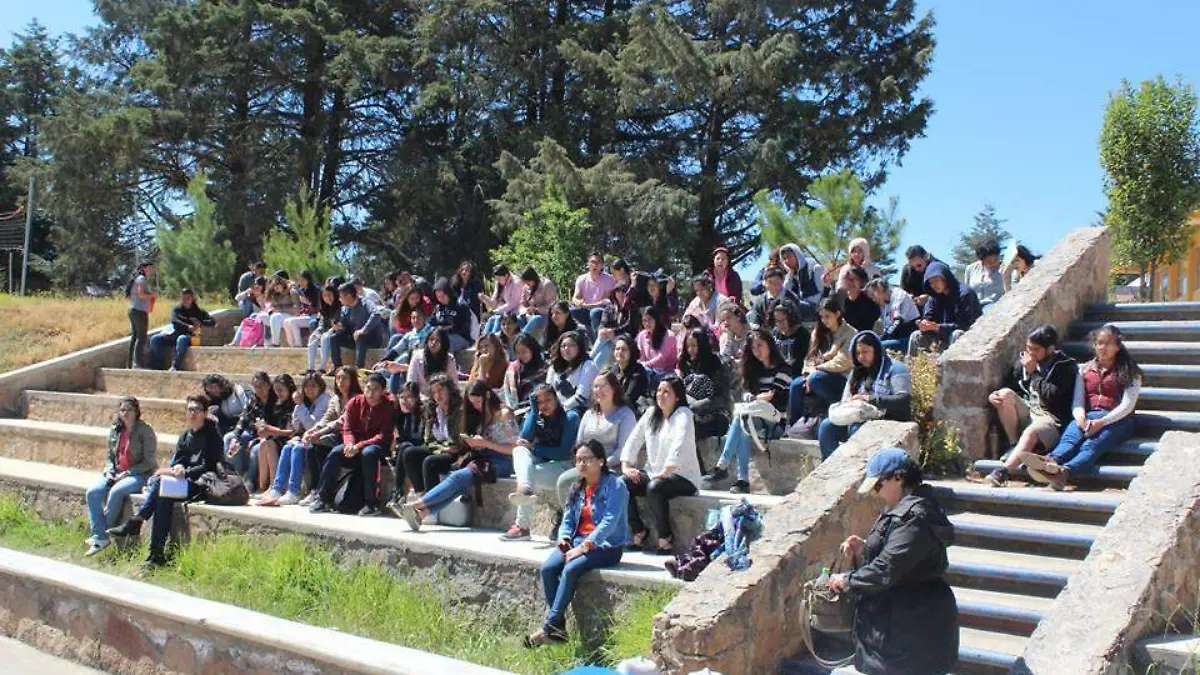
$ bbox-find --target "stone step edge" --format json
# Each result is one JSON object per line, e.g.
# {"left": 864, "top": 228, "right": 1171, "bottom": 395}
{"left": 0, "top": 547, "right": 511, "bottom": 675}
{"left": 0, "top": 456, "right": 679, "bottom": 590}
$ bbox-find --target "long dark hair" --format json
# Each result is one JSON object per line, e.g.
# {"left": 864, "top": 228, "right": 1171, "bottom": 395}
{"left": 319, "top": 283, "right": 341, "bottom": 321}
{"left": 513, "top": 332, "right": 546, "bottom": 376}
{"left": 741, "top": 328, "right": 782, "bottom": 389}
{"left": 809, "top": 297, "right": 844, "bottom": 357}
{"left": 1015, "top": 244, "right": 1039, "bottom": 269}
{"left": 299, "top": 371, "right": 326, "bottom": 407}
{"left": 641, "top": 306, "right": 668, "bottom": 350}
{"left": 550, "top": 330, "right": 588, "bottom": 373}
{"left": 395, "top": 380, "right": 424, "bottom": 427}
{"left": 848, "top": 333, "right": 884, "bottom": 394}
{"left": 426, "top": 373, "right": 463, "bottom": 422}
{"left": 272, "top": 373, "right": 298, "bottom": 405}
{"left": 334, "top": 366, "right": 363, "bottom": 400}
{"left": 650, "top": 375, "right": 688, "bottom": 433}
{"left": 545, "top": 300, "right": 580, "bottom": 348}
{"left": 202, "top": 374, "right": 234, "bottom": 401}
{"left": 566, "top": 439, "right": 612, "bottom": 504}
{"left": 424, "top": 327, "right": 451, "bottom": 375}
{"left": 464, "top": 378, "right": 503, "bottom": 436}
{"left": 591, "top": 368, "right": 630, "bottom": 413}
{"left": 298, "top": 269, "right": 321, "bottom": 307}
{"left": 679, "top": 328, "right": 720, "bottom": 377}
{"left": 113, "top": 396, "right": 142, "bottom": 431}
{"left": 1091, "top": 324, "right": 1142, "bottom": 387}
{"left": 612, "top": 334, "right": 641, "bottom": 370}
{"left": 398, "top": 287, "right": 426, "bottom": 318}
{"left": 124, "top": 262, "right": 152, "bottom": 297}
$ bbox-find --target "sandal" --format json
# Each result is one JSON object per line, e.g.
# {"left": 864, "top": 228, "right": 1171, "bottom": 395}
{"left": 524, "top": 630, "right": 548, "bottom": 649}
{"left": 654, "top": 537, "right": 674, "bottom": 556}
{"left": 628, "top": 529, "right": 649, "bottom": 551}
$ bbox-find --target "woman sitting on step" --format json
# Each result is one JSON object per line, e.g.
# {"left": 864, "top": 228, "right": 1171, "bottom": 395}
{"left": 526, "top": 439, "right": 629, "bottom": 648}
{"left": 249, "top": 373, "right": 298, "bottom": 494}
{"left": 85, "top": 397, "right": 158, "bottom": 556}
{"left": 1037, "top": 324, "right": 1142, "bottom": 491}
{"left": 108, "top": 395, "right": 224, "bottom": 569}
{"left": 202, "top": 374, "right": 248, "bottom": 437}
{"left": 298, "top": 367, "right": 362, "bottom": 507}
{"left": 402, "top": 327, "right": 460, "bottom": 398}
{"left": 148, "top": 289, "right": 215, "bottom": 371}
{"left": 399, "top": 374, "right": 465, "bottom": 506}
{"left": 224, "top": 371, "right": 276, "bottom": 487}
{"left": 553, "top": 369, "right": 639, "bottom": 517}
{"left": 256, "top": 372, "right": 330, "bottom": 506}
{"left": 817, "top": 330, "right": 912, "bottom": 459}
{"left": 396, "top": 380, "right": 519, "bottom": 529}
{"left": 620, "top": 375, "right": 701, "bottom": 554}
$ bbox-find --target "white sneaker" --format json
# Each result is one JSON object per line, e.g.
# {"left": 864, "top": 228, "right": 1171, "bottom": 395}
{"left": 255, "top": 489, "right": 282, "bottom": 502}
{"left": 277, "top": 492, "right": 301, "bottom": 506}
{"left": 85, "top": 539, "right": 111, "bottom": 556}
{"left": 507, "top": 489, "right": 538, "bottom": 507}
{"left": 298, "top": 491, "right": 319, "bottom": 507}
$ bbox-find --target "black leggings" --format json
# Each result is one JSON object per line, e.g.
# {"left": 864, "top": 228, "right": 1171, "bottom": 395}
{"left": 128, "top": 308, "right": 149, "bottom": 368}
{"left": 623, "top": 472, "right": 697, "bottom": 541}
{"left": 390, "top": 441, "right": 417, "bottom": 499}
{"left": 403, "top": 446, "right": 457, "bottom": 493}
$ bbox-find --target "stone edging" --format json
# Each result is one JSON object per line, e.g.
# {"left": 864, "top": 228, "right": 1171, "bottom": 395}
{"left": 1014, "top": 429, "right": 1200, "bottom": 674}
{"left": 650, "top": 420, "right": 920, "bottom": 675}
{"left": 0, "top": 546, "right": 512, "bottom": 675}
{"left": 935, "top": 227, "right": 1110, "bottom": 459}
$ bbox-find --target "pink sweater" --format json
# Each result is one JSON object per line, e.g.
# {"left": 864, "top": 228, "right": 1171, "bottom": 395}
{"left": 637, "top": 330, "right": 678, "bottom": 373}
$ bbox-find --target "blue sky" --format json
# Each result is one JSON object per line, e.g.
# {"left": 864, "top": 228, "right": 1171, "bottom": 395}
{"left": 4, "top": 0, "right": 1200, "bottom": 272}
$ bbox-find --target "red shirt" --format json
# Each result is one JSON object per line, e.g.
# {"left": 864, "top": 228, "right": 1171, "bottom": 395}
{"left": 115, "top": 429, "right": 132, "bottom": 473}
{"left": 341, "top": 394, "right": 396, "bottom": 449}
{"left": 577, "top": 484, "right": 598, "bottom": 536}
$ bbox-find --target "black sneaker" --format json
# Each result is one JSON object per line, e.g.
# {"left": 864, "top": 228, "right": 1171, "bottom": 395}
{"left": 140, "top": 555, "right": 167, "bottom": 571}
{"left": 358, "top": 504, "right": 382, "bottom": 517}
{"left": 986, "top": 468, "right": 1009, "bottom": 487}
{"left": 107, "top": 518, "right": 143, "bottom": 538}
{"left": 309, "top": 500, "right": 332, "bottom": 513}
{"left": 729, "top": 480, "right": 751, "bottom": 494}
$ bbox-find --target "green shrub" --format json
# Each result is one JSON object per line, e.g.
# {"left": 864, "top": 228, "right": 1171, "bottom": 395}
{"left": 907, "top": 351, "right": 965, "bottom": 475}
{"left": 263, "top": 183, "right": 345, "bottom": 282}
{"left": 156, "top": 172, "right": 237, "bottom": 294}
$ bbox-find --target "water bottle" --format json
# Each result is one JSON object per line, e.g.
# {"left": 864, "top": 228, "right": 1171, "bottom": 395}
{"left": 816, "top": 566, "right": 831, "bottom": 586}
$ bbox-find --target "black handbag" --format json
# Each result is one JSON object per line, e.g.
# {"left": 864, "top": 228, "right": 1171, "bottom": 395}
{"left": 800, "top": 556, "right": 857, "bottom": 668}
{"left": 194, "top": 461, "right": 250, "bottom": 506}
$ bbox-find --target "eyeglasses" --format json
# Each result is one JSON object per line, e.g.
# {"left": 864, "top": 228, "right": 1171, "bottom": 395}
{"left": 575, "top": 456, "right": 599, "bottom": 465}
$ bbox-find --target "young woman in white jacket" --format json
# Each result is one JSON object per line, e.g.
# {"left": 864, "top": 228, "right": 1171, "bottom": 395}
{"left": 620, "top": 375, "right": 701, "bottom": 554}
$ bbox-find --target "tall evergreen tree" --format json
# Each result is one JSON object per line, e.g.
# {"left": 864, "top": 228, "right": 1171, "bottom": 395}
{"left": 952, "top": 203, "right": 1011, "bottom": 270}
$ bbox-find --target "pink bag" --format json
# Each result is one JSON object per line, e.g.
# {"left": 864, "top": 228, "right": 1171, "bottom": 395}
{"left": 237, "top": 317, "right": 265, "bottom": 347}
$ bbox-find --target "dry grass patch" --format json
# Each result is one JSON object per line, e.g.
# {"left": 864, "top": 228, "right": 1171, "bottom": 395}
{"left": 0, "top": 294, "right": 178, "bottom": 373}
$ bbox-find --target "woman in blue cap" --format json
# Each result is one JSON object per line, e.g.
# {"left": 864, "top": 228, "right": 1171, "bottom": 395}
{"left": 829, "top": 447, "right": 959, "bottom": 675}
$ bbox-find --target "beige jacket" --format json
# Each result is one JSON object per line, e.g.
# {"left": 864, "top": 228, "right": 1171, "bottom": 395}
{"left": 805, "top": 322, "right": 856, "bottom": 374}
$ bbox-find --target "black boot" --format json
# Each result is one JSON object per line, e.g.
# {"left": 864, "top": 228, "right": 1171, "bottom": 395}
{"left": 107, "top": 516, "right": 143, "bottom": 538}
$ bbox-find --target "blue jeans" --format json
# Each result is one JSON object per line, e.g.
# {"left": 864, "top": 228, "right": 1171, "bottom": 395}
{"left": 86, "top": 473, "right": 148, "bottom": 539}
{"left": 225, "top": 430, "right": 256, "bottom": 478}
{"left": 540, "top": 542, "right": 623, "bottom": 631}
{"left": 272, "top": 441, "right": 307, "bottom": 495}
{"left": 388, "top": 371, "right": 407, "bottom": 395}
{"left": 483, "top": 314, "right": 508, "bottom": 334}
{"left": 239, "top": 298, "right": 256, "bottom": 317}
{"left": 879, "top": 338, "right": 908, "bottom": 353}
{"left": 325, "top": 330, "right": 384, "bottom": 368}
{"left": 386, "top": 333, "right": 405, "bottom": 351}
{"left": 789, "top": 371, "right": 847, "bottom": 424}
{"left": 1047, "top": 410, "right": 1136, "bottom": 475}
{"left": 569, "top": 307, "right": 605, "bottom": 339}
{"left": 521, "top": 314, "right": 548, "bottom": 339}
{"left": 420, "top": 455, "right": 515, "bottom": 515}
{"left": 817, "top": 419, "right": 863, "bottom": 459}
{"left": 590, "top": 337, "right": 614, "bottom": 371}
{"left": 717, "top": 418, "right": 783, "bottom": 481}
{"left": 149, "top": 333, "right": 191, "bottom": 370}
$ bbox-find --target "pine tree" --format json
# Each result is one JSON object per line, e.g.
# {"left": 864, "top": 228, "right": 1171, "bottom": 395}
{"left": 156, "top": 173, "right": 236, "bottom": 294}
{"left": 952, "top": 204, "right": 1011, "bottom": 270}
{"left": 264, "top": 184, "right": 344, "bottom": 283}
{"left": 491, "top": 180, "right": 593, "bottom": 293}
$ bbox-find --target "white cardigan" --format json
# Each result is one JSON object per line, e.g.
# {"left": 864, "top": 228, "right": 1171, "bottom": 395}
{"left": 621, "top": 406, "right": 702, "bottom": 490}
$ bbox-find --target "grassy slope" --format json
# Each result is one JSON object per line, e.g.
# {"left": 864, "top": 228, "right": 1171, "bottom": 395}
{"left": 0, "top": 497, "right": 671, "bottom": 674}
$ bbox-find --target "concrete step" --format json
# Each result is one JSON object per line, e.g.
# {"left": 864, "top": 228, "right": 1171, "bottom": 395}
{"left": 0, "top": 418, "right": 774, "bottom": 550}
{"left": 24, "top": 390, "right": 183, "bottom": 433}
{"left": 928, "top": 479, "right": 1122, "bottom": 526}
{"left": 947, "top": 545, "right": 1079, "bottom": 597}
{"left": 0, "top": 418, "right": 177, "bottom": 470}
{"left": 1069, "top": 320, "right": 1200, "bottom": 342}
{"left": 953, "top": 586, "right": 1053, "bottom": 636}
{"left": 947, "top": 511, "right": 1101, "bottom": 559}
{"left": 1063, "top": 340, "right": 1200, "bottom": 365}
{"left": 1136, "top": 409, "right": 1200, "bottom": 435}
{"left": 178, "top": 346, "right": 475, "bottom": 376}
{"left": 1133, "top": 386, "right": 1200, "bottom": 412}
{"left": 96, "top": 368, "right": 251, "bottom": 401}
{"left": 1084, "top": 301, "right": 1200, "bottom": 322}
{"left": 1108, "top": 437, "right": 1158, "bottom": 464}
{"left": 698, "top": 436, "right": 822, "bottom": 496}
{"left": 972, "top": 459, "right": 1140, "bottom": 488}
{"left": 1135, "top": 634, "right": 1200, "bottom": 675}
{"left": 958, "top": 626, "right": 1025, "bottom": 675}
{"left": 1140, "top": 364, "right": 1200, "bottom": 389}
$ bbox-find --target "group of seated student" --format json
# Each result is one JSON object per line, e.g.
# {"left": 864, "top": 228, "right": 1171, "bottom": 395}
{"left": 985, "top": 322, "right": 1140, "bottom": 490}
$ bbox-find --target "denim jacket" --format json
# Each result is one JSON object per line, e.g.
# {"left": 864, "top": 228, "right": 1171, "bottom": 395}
{"left": 557, "top": 472, "right": 630, "bottom": 549}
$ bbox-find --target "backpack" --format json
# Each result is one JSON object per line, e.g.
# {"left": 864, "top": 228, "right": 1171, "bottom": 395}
{"left": 194, "top": 462, "right": 250, "bottom": 506}
{"left": 237, "top": 317, "right": 265, "bottom": 347}
{"left": 333, "top": 468, "right": 366, "bottom": 514}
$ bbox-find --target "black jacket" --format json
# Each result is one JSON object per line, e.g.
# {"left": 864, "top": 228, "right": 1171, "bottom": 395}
{"left": 170, "top": 304, "right": 216, "bottom": 337}
{"left": 848, "top": 484, "right": 958, "bottom": 675}
{"left": 1003, "top": 350, "right": 1078, "bottom": 427}
{"left": 772, "top": 325, "right": 810, "bottom": 372}
{"left": 747, "top": 289, "right": 801, "bottom": 328}
{"left": 838, "top": 290, "right": 882, "bottom": 333}
{"left": 170, "top": 420, "right": 224, "bottom": 481}
{"left": 615, "top": 361, "right": 650, "bottom": 416}
{"left": 900, "top": 257, "right": 941, "bottom": 298}
{"left": 921, "top": 262, "right": 981, "bottom": 338}
{"left": 431, "top": 298, "right": 472, "bottom": 341}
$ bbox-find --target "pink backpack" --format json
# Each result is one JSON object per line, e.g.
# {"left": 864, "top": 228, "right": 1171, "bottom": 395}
{"left": 237, "top": 317, "right": 265, "bottom": 347}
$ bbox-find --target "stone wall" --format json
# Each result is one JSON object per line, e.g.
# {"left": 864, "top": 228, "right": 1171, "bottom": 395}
{"left": 1014, "top": 430, "right": 1200, "bottom": 674}
{"left": 936, "top": 227, "right": 1110, "bottom": 460}
{"left": 0, "top": 308, "right": 240, "bottom": 416}
{"left": 651, "top": 420, "right": 920, "bottom": 675}
{"left": 0, "top": 548, "right": 511, "bottom": 675}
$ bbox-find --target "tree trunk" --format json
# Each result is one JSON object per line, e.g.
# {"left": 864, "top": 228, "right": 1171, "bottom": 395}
{"left": 318, "top": 87, "right": 345, "bottom": 208}
{"left": 692, "top": 105, "right": 724, "bottom": 271}
{"left": 299, "top": 32, "right": 327, "bottom": 192}
{"left": 1149, "top": 263, "right": 1158, "bottom": 302}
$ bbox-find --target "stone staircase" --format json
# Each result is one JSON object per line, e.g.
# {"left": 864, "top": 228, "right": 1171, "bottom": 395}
{"left": 939, "top": 301, "right": 1200, "bottom": 674}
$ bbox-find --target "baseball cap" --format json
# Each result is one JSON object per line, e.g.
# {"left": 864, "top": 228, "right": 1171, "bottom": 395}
{"left": 858, "top": 447, "right": 914, "bottom": 494}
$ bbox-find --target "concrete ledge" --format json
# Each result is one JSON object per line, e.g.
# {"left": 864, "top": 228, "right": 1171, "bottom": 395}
{"left": 0, "top": 547, "right": 511, "bottom": 675}
{"left": 1014, "top": 430, "right": 1200, "bottom": 674}
{"left": 97, "top": 368, "right": 250, "bottom": 400}
{"left": 180, "top": 346, "right": 477, "bottom": 376}
{"left": 935, "top": 227, "right": 1110, "bottom": 459}
{"left": 25, "top": 390, "right": 183, "bottom": 434}
{"left": 1137, "top": 634, "right": 1200, "bottom": 674}
{"left": 0, "top": 309, "right": 240, "bottom": 416}
{"left": 651, "top": 420, "right": 920, "bottom": 675}
{"left": 0, "top": 419, "right": 176, "bottom": 470}
{"left": 0, "top": 456, "right": 678, "bottom": 646}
